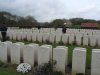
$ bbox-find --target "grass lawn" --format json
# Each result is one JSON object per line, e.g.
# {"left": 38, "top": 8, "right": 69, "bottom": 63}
{"left": 0, "top": 63, "right": 31, "bottom": 75}
{"left": 0, "top": 68, "right": 25, "bottom": 75}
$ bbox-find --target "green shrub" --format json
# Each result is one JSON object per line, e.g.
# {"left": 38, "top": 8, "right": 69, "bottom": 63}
{"left": 33, "top": 61, "right": 63, "bottom": 75}
{"left": 2, "top": 63, "right": 9, "bottom": 68}
{"left": 76, "top": 73, "right": 85, "bottom": 75}
{"left": 0, "top": 61, "right": 5, "bottom": 67}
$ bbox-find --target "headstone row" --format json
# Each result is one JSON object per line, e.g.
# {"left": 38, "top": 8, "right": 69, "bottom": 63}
{"left": 5, "top": 28, "right": 100, "bottom": 47}
{"left": 0, "top": 41, "right": 100, "bottom": 75}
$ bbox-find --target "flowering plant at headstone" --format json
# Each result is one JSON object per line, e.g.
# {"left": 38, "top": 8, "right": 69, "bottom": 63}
{"left": 16, "top": 63, "right": 31, "bottom": 73}
{"left": 33, "top": 60, "right": 63, "bottom": 75}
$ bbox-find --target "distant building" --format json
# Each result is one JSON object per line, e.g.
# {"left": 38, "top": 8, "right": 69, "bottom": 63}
{"left": 81, "top": 23, "right": 98, "bottom": 29}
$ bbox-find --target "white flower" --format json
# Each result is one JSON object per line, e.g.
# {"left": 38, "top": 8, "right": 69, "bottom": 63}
{"left": 16, "top": 63, "right": 31, "bottom": 73}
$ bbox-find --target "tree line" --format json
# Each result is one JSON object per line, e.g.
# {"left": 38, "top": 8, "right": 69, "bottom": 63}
{"left": 0, "top": 11, "right": 100, "bottom": 28}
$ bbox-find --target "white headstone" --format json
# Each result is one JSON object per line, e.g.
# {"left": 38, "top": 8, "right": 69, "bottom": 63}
{"left": 23, "top": 45, "right": 34, "bottom": 66}
{"left": 41, "top": 45, "right": 52, "bottom": 60}
{"left": 76, "top": 34, "right": 82, "bottom": 45}
{"left": 16, "top": 42, "right": 24, "bottom": 62}
{"left": 5, "top": 41, "right": 12, "bottom": 62}
{"left": 83, "top": 35, "right": 88, "bottom": 46}
{"left": 69, "top": 34, "right": 75, "bottom": 44}
{"left": 37, "top": 33, "right": 43, "bottom": 42}
{"left": 49, "top": 33, "right": 55, "bottom": 43}
{"left": 55, "top": 33, "right": 62, "bottom": 44}
{"left": 56, "top": 46, "right": 68, "bottom": 66}
{"left": 0, "top": 42, "right": 7, "bottom": 63}
{"left": 12, "top": 32, "right": 17, "bottom": 40}
{"left": 38, "top": 45, "right": 51, "bottom": 65}
{"left": 16, "top": 32, "right": 22, "bottom": 41}
{"left": 26, "top": 32, "right": 32, "bottom": 41}
{"left": 89, "top": 35, "right": 97, "bottom": 47}
{"left": 43, "top": 33, "right": 49, "bottom": 43}
{"left": 53, "top": 47, "right": 67, "bottom": 74}
{"left": 72, "top": 48, "right": 86, "bottom": 75}
{"left": 62, "top": 34, "right": 68, "bottom": 44}
{"left": 32, "top": 33, "right": 37, "bottom": 42}
{"left": 97, "top": 36, "right": 100, "bottom": 47}
{"left": 29, "top": 43, "right": 39, "bottom": 63}
{"left": 9, "top": 32, "right": 13, "bottom": 40}
{"left": 10, "top": 43, "right": 21, "bottom": 64}
{"left": 21, "top": 32, "right": 27, "bottom": 40}
{"left": 91, "top": 49, "right": 100, "bottom": 75}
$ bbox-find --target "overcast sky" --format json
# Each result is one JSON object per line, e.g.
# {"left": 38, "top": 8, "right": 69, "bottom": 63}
{"left": 0, "top": 0, "right": 99, "bottom": 22}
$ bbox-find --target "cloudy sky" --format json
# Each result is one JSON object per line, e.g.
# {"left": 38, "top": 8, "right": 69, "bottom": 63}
{"left": 0, "top": 0, "right": 99, "bottom": 22}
